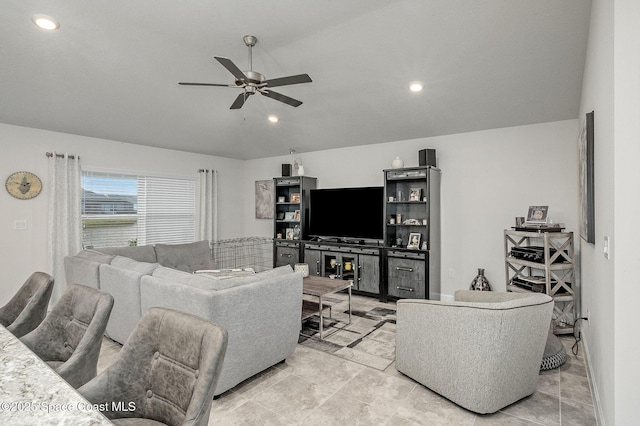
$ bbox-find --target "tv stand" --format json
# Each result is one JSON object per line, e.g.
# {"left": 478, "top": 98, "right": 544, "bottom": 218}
{"left": 303, "top": 240, "right": 382, "bottom": 298}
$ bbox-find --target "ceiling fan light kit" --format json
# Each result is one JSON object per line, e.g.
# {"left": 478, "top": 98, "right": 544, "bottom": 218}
{"left": 179, "top": 35, "right": 312, "bottom": 110}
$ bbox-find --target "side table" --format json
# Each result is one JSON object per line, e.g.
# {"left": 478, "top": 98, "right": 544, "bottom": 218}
{"left": 302, "top": 276, "right": 352, "bottom": 340}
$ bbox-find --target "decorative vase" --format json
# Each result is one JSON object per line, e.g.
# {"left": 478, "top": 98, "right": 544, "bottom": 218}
{"left": 294, "top": 263, "right": 309, "bottom": 278}
{"left": 391, "top": 156, "right": 404, "bottom": 169}
{"left": 297, "top": 165, "right": 305, "bottom": 176}
{"left": 469, "top": 268, "right": 491, "bottom": 291}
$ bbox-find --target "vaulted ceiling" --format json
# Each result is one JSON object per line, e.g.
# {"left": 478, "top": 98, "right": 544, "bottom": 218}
{"left": 1, "top": 0, "right": 592, "bottom": 160}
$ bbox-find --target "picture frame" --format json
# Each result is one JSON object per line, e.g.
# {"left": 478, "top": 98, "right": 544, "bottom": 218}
{"left": 407, "top": 232, "right": 421, "bottom": 249}
{"left": 409, "top": 187, "right": 422, "bottom": 202}
{"left": 526, "top": 206, "right": 548, "bottom": 224}
{"left": 276, "top": 211, "right": 285, "bottom": 220}
{"left": 284, "top": 211, "right": 296, "bottom": 221}
{"left": 289, "top": 193, "right": 301, "bottom": 203}
{"left": 294, "top": 209, "right": 300, "bottom": 221}
{"left": 285, "top": 228, "right": 294, "bottom": 240}
{"left": 277, "top": 196, "right": 286, "bottom": 203}
{"left": 578, "top": 111, "right": 595, "bottom": 243}
{"left": 254, "top": 180, "right": 274, "bottom": 219}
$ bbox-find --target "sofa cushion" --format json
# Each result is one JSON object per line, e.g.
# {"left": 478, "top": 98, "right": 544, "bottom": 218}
{"left": 192, "top": 265, "right": 293, "bottom": 291}
{"left": 97, "top": 245, "right": 157, "bottom": 263}
{"left": 152, "top": 266, "right": 222, "bottom": 291}
{"left": 154, "top": 240, "right": 215, "bottom": 272}
{"left": 75, "top": 249, "right": 115, "bottom": 264}
{"left": 110, "top": 256, "right": 159, "bottom": 274}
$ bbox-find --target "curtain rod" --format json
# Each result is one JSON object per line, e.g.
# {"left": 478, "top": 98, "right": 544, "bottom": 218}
{"left": 46, "top": 152, "right": 78, "bottom": 159}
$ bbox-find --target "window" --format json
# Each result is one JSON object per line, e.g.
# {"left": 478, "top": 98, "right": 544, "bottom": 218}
{"left": 81, "top": 170, "right": 196, "bottom": 248}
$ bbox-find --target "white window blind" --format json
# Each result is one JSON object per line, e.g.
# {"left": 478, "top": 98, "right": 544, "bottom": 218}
{"left": 81, "top": 171, "right": 195, "bottom": 248}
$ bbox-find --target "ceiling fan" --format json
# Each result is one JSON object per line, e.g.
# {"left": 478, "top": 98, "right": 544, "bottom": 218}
{"left": 178, "top": 35, "right": 312, "bottom": 110}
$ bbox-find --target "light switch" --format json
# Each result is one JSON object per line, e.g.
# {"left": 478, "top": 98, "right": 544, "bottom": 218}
{"left": 603, "top": 235, "right": 610, "bottom": 259}
{"left": 14, "top": 220, "right": 27, "bottom": 230}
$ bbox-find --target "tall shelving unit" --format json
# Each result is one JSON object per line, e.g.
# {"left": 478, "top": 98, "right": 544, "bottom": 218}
{"left": 273, "top": 176, "right": 316, "bottom": 268}
{"left": 383, "top": 166, "right": 441, "bottom": 301}
{"left": 504, "top": 229, "right": 576, "bottom": 335}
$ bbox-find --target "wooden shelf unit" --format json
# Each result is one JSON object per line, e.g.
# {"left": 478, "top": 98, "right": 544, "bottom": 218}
{"left": 383, "top": 166, "right": 441, "bottom": 301}
{"left": 273, "top": 176, "right": 317, "bottom": 268}
{"left": 504, "top": 229, "right": 576, "bottom": 335}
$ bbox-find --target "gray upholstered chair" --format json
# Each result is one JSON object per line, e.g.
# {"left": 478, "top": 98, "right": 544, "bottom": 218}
{"left": 79, "top": 307, "right": 228, "bottom": 426}
{"left": 20, "top": 284, "right": 114, "bottom": 388}
{"left": 396, "top": 290, "right": 553, "bottom": 414}
{"left": 0, "top": 272, "right": 54, "bottom": 338}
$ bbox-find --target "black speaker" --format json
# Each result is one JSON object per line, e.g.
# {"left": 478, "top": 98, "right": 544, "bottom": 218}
{"left": 418, "top": 149, "right": 436, "bottom": 167}
{"left": 282, "top": 164, "right": 292, "bottom": 176}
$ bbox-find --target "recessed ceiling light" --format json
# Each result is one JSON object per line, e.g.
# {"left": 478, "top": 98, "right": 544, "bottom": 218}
{"left": 409, "top": 82, "right": 423, "bottom": 92}
{"left": 32, "top": 14, "right": 60, "bottom": 30}
{"left": 268, "top": 115, "right": 279, "bottom": 123}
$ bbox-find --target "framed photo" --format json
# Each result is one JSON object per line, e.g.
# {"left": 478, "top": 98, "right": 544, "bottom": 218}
{"left": 294, "top": 209, "right": 300, "bottom": 221}
{"left": 285, "top": 228, "right": 294, "bottom": 240}
{"left": 284, "top": 211, "right": 296, "bottom": 221}
{"left": 277, "top": 196, "right": 286, "bottom": 203}
{"left": 276, "top": 211, "right": 285, "bottom": 220}
{"left": 289, "top": 193, "right": 301, "bottom": 203}
{"left": 578, "top": 111, "right": 595, "bottom": 243}
{"left": 407, "top": 232, "right": 421, "bottom": 249}
{"left": 526, "top": 206, "right": 548, "bottom": 224}
{"left": 254, "top": 180, "right": 274, "bottom": 219}
{"left": 409, "top": 187, "right": 422, "bottom": 202}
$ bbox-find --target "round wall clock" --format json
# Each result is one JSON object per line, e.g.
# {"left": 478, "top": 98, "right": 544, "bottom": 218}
{"left": 5, "top": 171, "right": 43, "bottom": 200}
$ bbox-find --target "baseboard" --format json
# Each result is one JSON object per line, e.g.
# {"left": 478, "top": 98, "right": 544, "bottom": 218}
{"left": 582, "top": 333, "right": 606, "bottom": 426}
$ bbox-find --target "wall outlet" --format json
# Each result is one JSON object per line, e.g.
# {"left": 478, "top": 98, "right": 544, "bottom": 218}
{"left": 14, "top": 220, "right": 27, "bottom": 230}
{"left": 603, "top": 235, "right": 610, "bottom": 259}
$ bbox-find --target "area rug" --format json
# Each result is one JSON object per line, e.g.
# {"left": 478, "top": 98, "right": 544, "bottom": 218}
{"left": 299, "top": 294, "right": 397, "bottom": 371}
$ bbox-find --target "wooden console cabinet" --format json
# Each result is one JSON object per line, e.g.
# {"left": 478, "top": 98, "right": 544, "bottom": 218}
{"left": 304, "top": 242, "right": 381, "bottom": 296}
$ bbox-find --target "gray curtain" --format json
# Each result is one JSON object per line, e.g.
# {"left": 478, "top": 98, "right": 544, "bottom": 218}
{"left": 198, "top": 169, "right": 218, "bottom": 242}
{"left": 47, "top": 153, "right": 82, "bottom": 304}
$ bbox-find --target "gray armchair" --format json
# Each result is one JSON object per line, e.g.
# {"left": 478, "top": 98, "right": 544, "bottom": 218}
{"left": 396, "top": 290, "right": 553, "bottom": 414}
{"left": 20, "top": 284, "right": 114, "bottom": 388}
{"left": 79, "top": 307, "right": 228, "bottom": 426}
{"left": 0, "top": 272, "right": 54, "bottom": 337}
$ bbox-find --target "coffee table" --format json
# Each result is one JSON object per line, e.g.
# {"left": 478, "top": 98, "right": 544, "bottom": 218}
{"left": 302, "top": 276, "right": 352, "bottom": 340}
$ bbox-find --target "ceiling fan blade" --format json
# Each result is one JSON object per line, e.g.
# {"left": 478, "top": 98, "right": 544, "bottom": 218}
{"left": 178, "top": 82, "right": 234, "bottom": 87}
{"left": 214, "top": 57, "right": 247, "bottom": 81}
{"left": 230, "top": 92, "right": 249, "bottom": 109}
{"left": 264, "top": 74, "right": 312, "bottom": 88}
{"left": 260, "top": 90, "right": 302, "bottom": 107}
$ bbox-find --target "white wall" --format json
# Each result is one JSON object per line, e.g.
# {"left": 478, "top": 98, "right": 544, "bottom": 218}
{"left": 577, "top": 0, "right": 615, "bottom": 424}
{"left": 0, "top": 123, "right": 243, "bottom": 306}
{"left": 244, "top": 120, "right": 580, "bottom": 299}
{"left": 613, "top": 0, "right": 640, "bottom": 423}
{"left": 577, "top": 0, "right": 640, "bottom": 423}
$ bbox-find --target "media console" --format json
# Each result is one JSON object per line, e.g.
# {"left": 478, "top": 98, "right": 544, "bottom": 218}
{"left": 272, "top": 165, "right": 441, "bottom": 302}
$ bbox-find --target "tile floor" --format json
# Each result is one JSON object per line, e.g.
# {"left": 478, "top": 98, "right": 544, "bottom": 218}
{"left": 96, "top": 294, "right": 598, "bottom": 425}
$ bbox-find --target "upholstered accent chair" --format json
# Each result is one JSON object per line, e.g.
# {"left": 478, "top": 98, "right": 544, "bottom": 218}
{"left": 20, "top": 284, "right": 114, "bottom": 388}
{"left": 79, "top": 307, "right": 228, "bottom": 426}
{"left": 396, "top": 290, "right": 553, "bottom": 414}
{"left": 0, "top": 272, "right": 54, "bottom": 338}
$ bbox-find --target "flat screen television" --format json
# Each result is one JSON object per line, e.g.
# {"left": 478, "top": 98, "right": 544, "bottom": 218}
{"left": 308, "top": 186, "right": 384, "bottom": 242}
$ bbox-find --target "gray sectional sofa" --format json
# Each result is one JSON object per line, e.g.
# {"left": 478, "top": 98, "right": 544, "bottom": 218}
{"left": 64, "top": 241, "right": 303, "bottom": 395}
